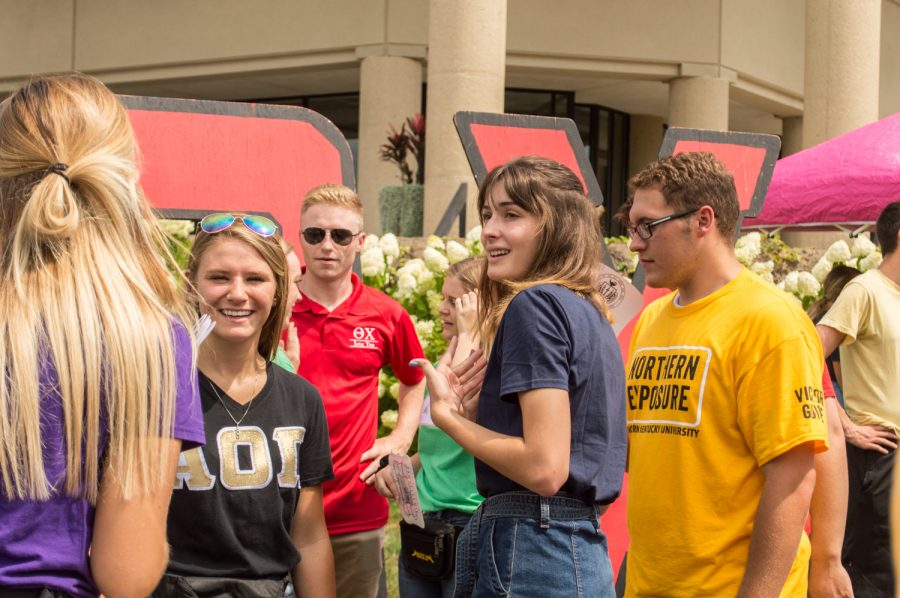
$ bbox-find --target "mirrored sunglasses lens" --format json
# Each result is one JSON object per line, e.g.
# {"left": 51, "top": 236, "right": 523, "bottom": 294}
{"left": 200, "top": 213, "right": 236, "bottom": 233}
{"left": 242, "top": 215, "right": 277, "bottom": 237}
{"left": 302, "top": 228, "right": 327, "bottom": 244}
{"left": 330, "top": 229, "right": 355, "bottom": 246}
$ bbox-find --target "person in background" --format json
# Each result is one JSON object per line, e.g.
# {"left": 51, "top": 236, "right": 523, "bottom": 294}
{"left": 414, "top": 156, "right": 626, "bottom": 597}
{"left": 292, "top": 184, "right": 426, "bottom": 598}
{"left": 807, "top": 265, "right": 861, "bottom": 405}
{"left": 273, "top": 239, "right": 302, "bottom": 372}
{"left": 818, "top": 201, "right": 900, "bottom": 598}
{"left": 0, "top": 72, "right": 204, "bottom": 598}
{"left": 157, "top": 214, "right": 335, "bottom": 597}
{"left": 372, "top": 256, "right": 485, "bottom": 598}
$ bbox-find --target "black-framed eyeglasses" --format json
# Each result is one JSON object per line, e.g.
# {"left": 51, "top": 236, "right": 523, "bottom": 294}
{"left": 301, "top": 227, "right": 361, "bottom": 246}
{"left": 626, "top": 208, "right": 700, "bottom": 240}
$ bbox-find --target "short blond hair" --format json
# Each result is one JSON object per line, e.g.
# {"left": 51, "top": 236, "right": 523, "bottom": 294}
{"left": 301, "top": 184, "right": 363, "bottom": 223}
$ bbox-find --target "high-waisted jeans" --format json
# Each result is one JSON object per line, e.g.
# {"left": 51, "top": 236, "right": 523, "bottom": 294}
{"left": 453, "top": 492, "right": 615, "bottom": 598}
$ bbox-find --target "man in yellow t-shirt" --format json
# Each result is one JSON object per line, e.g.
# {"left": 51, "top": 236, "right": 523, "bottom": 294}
{"left": 817, "top": 201, "right": 900, "bottom": 598}
{"left": 622, "top": 152, "right": 829, "bottom": 597}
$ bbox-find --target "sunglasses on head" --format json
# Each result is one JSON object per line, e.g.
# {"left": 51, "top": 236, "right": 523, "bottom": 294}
{"left": 301, "top": 227, "right": 361, "bottom": 246}
{"left": 199, "top": 213, "right": 278, "bottom": 237}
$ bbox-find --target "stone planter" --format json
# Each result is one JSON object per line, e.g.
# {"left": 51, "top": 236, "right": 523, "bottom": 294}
{"left": 378, "top": 183, "right": 424, "bottom": 236}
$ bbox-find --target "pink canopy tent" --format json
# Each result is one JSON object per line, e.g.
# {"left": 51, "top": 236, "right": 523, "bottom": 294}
{"left": 744, "top": 112, "right": 900, "bottom": 232}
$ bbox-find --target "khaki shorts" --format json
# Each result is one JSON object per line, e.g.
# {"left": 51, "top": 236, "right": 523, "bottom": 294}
{"left": 330, "top": 527, "right": 386, "bottom": 598}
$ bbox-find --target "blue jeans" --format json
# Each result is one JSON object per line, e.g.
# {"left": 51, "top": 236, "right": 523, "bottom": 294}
{"left": 398, "top": 509, "right": 473, "bottom": 598}
{"left": 454, "top": 492, "right": 615, "bottom": 598}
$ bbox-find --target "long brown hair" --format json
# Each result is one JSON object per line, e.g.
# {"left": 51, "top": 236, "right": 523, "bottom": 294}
{"left": 476, "top": 156, "right": 610, "bottom": 345}
{"left": 807, "top": 265, "right": 861, "bottom": 321}
{"left": 0, "top": 73, "right": 194, "bottom": 502}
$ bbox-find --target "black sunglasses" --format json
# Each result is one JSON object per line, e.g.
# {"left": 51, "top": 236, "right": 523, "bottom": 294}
{"left": 626, "top": 208, "right": 700, "bottom": 241}
{"left": 301, "top": 227, "right": 361, "bottom": 246}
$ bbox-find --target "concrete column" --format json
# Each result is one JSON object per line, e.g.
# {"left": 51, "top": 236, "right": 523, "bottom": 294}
{"left": 357, "top": 55, "right": 423, "bottom": 232}
{"left": 781, "top": 116, "right": 803, "bottom": 156}
{"left": 803, "top": 0, "right": 880, "bottom": 148}
{"left": 668, "top": 76, "right": 730, "bottom": 131}
{"left": 628, "top": 114, "right": 665, "bottom": 177}
{"left": 424, "top": 0, "right": 507, "bottom": 233}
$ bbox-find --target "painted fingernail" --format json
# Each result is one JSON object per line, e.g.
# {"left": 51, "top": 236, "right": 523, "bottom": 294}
{"left": 409, "top": 360, "right": 421, "bottom": 368}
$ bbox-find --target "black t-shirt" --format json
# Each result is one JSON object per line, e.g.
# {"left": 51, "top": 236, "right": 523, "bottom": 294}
{"left": 475, "top": 285, "right": 627, "bottom": 505}
{"left": 165, "top": 363, "right": 333, "bottom": 579}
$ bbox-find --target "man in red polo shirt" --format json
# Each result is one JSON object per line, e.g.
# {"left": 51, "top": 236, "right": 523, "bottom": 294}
{"left": 293, "top": 184, "right": 425, "bottom": 598}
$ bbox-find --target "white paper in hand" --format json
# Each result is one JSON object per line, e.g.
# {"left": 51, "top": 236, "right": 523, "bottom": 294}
{"left": 390, "top": 453, "right": 425, "bottom": 528}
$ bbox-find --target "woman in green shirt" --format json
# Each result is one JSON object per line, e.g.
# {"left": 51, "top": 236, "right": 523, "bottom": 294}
{"left": 373, "top": 256, "right": 484, "bottom": 598}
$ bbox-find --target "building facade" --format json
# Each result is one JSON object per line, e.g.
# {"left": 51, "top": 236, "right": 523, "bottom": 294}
{"left": 2, "top": 0, "right": 897, "bottom": 234}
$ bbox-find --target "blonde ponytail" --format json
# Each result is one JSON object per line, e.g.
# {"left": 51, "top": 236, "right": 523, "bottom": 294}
{"left": 0, "top": 73, "right": 195, "bottom": 502}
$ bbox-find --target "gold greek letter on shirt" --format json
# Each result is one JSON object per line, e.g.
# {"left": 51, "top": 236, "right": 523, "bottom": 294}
{"left": 272, "top": 426, "right": 307, "bottom": 488}
{"left": 173, "top": 447, "right": 216, "bottom": 490}
{"left": 218, "top": 426, "right": 273, "bottom": 490}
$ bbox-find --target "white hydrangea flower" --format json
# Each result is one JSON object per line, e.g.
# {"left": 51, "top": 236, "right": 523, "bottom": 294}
{"left": 161, "top": 219, "right": 193, "bottom": 239}
{"left": 783, "top": 271, "right": 800, "bottom": 294}
{"left": 360, "top": 247, "right": 386, "bottom": 277}
{"left": 426, "top": 235, "right": 445, "bottom": 250}
{"left": 750, "top": 260, "right": 775, "bottom": 283}
{"left": 736, "top": 232, "right": 762, "bottom": 250}
{"left": 851, "top": 234, "right": 877, "bottom": 258}
{"left": 398, "top": 258, "right": 426, "bottom": 278}
{"left": 363, "top": 234, "right": 379, "bottom": 250}
{"left": 776, "top": 281, "right": 786, "bottom": 290}
{"left": 416, "top": 267, "right": 435, "bottom": 290}
{"left": 414, "top": 319, "right": 435, "bottom": 350}
{"left": 446, "top": 240, "right": 470, "bottom": 264}
{"left": 380, "top": 409, "right": 399, "bottom": 430}
{"left": 379, "top": 232, "right": 400, "bottom": 259}
{"left": 426, "top": 290, "right": 443, "bottom": 315}
{"left": 824, "top": 240, "right": 852, "bottom": 264}
{"left": 859, "top": 250, "right": 883, "bottom": 272}
{"left": 423, "top": 246, "right": 450, "bottom": 272}
{"left": 378, "top": 381, "right": 386, "bottom": 398}
{"left": 797, "top": 272, "right": 821, "bottom": 297}
{"left": 465, "top": 226, "right": 482, "bottom": 245}
{"left": 396, "top": 273, "right": 418, "bottom": 299}
{"left": 735, "top": 244, "right": 761, "bottom": 266}
{"left": 389, "top": 382, "right": 400, "bottom": 400}
{"left": 812, "top": 257, "right": 833, "bottom": 283}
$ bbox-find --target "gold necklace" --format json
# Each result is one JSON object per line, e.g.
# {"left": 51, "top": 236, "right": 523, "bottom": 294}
{"left": 207, "top": 364, "right": 260, "bottom": 439}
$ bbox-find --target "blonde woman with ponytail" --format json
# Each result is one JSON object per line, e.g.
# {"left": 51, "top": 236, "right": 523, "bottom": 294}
{"left": 0, "top": 73, "right": 204, "bottom": 598}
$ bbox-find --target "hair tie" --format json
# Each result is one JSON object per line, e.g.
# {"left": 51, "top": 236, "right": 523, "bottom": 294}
{"left": 47, "top": 163, "right": 70, "bottom": 185}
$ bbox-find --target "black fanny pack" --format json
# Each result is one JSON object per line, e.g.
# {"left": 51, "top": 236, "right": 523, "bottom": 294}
{"left": 399, "top": 519, "right": 465, "bottom": 581}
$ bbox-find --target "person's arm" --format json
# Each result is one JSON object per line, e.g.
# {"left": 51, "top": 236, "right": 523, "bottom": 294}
{"left": 817, "top": 324, "right": 897, "bottom": 451}
{"left": 737, "top": 443, "right": 817, "bottom": 598}
{"left": 290, "top": 485, "right": 336, "bottom": 598}
{"left": 371, "top": 453, "right": 422, "bottom": 496}
{"left": 359, "top": 378, "right": 426, "bottom": 480}
{"left": 808, "top": 397, "right": 853, "bottom": 598}
{"left": 90, "top": 438, "right": 182, "bottom": 598}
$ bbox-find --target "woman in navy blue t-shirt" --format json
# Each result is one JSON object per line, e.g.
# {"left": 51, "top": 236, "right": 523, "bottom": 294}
{"left": 413, "top": 156, "right": 627, "bottom": 597}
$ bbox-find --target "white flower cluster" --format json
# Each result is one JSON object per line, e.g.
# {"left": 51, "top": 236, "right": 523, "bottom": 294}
{"left": 812, "top": 236, "right": 882, "bottom": 283}
{"left": 735, "top": 232, "right": 762, "bottom": 266}
{"left": 380, "top": 409, "right": 398, "bottom": 430}
{"left": 359, "top": 232, "right": 402, "bottom": 278}
{"left": 410, "top": 315, "right": 436, "bottom": 351}
{"left": 750, "top": 260, "right": 775, "bottom": 284}
{"left": 395, "top": 258, "right": 435, "bottom": 300}
{"left": 465, "top": 225, "right": 483, "bottom": 255}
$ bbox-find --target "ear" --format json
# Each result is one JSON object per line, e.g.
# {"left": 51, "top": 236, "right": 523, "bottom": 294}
{"left": 356, "top": 231, "right": 366, "bottom": 252}
{"left": 695, "top": 205, "right": 717, "bottom": 237}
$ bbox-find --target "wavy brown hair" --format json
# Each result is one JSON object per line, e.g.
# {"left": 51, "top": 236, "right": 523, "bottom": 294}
{"left": 0, "top": 73, "right": 194, "bottom": 502}
{"left": 476, "top": 156, "right": 610, "bottom": 346}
